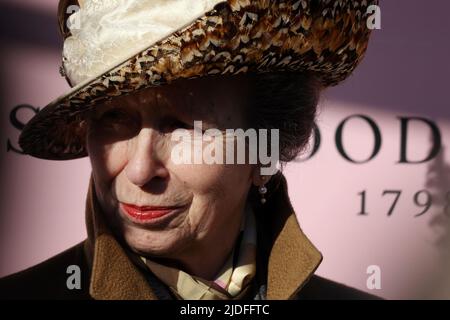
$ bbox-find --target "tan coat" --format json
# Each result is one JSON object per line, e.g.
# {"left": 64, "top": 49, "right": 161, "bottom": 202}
{"left": 0, "top": 174, "right": 379, "bottom": 300}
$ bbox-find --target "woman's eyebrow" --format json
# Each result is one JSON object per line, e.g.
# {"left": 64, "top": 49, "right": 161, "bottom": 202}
{"left": 158, "top": 93, "right": 197, "bottom": 117}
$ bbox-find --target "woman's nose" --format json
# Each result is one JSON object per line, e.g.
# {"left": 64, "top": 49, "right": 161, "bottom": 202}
{"left": 124, "top": 128, "right": 169, "bottom": 187}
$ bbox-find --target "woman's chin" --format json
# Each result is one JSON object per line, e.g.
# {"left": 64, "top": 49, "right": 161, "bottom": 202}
{"left": 122, "top": 226, "right": 190, "bottom": 258}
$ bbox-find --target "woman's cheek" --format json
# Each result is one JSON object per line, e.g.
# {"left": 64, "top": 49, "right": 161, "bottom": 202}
{"left": 169, "top": 162, "right": 223, "bottom": 192}
{"left": 91, "top": 140, "right": 129, "bottom": 183}
{"left": 170, "top": 162, "right": 250, "bottom": 201}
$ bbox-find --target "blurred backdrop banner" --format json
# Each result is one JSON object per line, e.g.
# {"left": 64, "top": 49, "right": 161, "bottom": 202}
{"left": 1, "top": 0, "right": 449, "bottom": 299}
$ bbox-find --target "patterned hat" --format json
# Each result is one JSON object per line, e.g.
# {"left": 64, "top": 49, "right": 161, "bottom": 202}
{"left": 19, "top": 0, "right": 378, "bottom": 160}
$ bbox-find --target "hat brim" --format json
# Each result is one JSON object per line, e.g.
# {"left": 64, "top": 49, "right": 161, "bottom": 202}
{"left": 19, "top": 0, "right": 376, "bottom": 160}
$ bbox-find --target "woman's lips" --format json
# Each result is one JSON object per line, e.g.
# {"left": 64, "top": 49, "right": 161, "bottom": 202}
{"left": 119, "top": 202, "right": 185, "bottom": 223}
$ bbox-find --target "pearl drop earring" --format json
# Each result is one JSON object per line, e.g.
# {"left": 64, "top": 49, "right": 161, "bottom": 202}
{"left": 259, "top": 176, "right": 268, "bottom": 204}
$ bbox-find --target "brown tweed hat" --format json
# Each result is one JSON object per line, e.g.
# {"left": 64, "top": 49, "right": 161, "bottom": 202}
{"left": 19, "top": 0, "right": 378, "bottom": 160}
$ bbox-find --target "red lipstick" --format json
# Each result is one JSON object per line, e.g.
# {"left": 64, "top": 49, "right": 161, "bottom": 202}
{"left": 120, "top": 203, "right": 183, "bottom": 222}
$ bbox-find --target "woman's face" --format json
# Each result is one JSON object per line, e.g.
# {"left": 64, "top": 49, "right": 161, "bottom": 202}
{"left": 86, "top": 76, "right": 259, "bottom": 259}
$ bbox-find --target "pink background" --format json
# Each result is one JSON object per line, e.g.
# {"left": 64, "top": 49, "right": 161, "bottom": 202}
{"left": 1, "top": 0, "right": 450, "bottom": 299}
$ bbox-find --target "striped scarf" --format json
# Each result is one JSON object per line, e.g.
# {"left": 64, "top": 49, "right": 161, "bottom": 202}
{"left": 141, "top": 203, "right": 257, "bottom": 300}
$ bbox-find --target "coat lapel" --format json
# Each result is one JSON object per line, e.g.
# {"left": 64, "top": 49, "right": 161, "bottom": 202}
{"left": 266, "top": 214, "right": 322, "bottom": 299}
{"left": 85, "top": 176, "right": 157, "bottom": 300}
{"left": 256, "top": 173, "right": 323, "bottom": 299}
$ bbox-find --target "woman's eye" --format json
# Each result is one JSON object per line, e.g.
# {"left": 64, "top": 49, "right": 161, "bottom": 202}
{"left": 96, "top": 108, "right": 140, "bottom": 137}
{"left": 101, "top": 109, "right": 128, "bottom": 122}
{"left": 160, "top": 117, "right": 193, "bottom": 132}
{"left": 99, "top": 108, "right": 138, "bottom": 126}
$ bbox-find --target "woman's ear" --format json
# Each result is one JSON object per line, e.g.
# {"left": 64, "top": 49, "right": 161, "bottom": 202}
{"left": 251, "top": 166, "right": 272, "bottom": 187}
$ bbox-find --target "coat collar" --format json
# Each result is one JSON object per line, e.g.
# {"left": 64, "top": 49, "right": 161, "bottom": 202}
{"left": 84, "top": 173, "right": 322, "bottom": 300}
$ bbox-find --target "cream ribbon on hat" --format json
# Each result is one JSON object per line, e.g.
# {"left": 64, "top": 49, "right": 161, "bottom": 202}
{"left": 142, "top": 202, "right": 257, "bottom": 300}
{"left": 63, "top": 0, "right": 225, "bottom": 86}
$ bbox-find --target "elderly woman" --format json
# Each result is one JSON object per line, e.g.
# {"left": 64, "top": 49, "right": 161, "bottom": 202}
{"left": 0, "top": 0, "right": 378, "bottom": 300}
